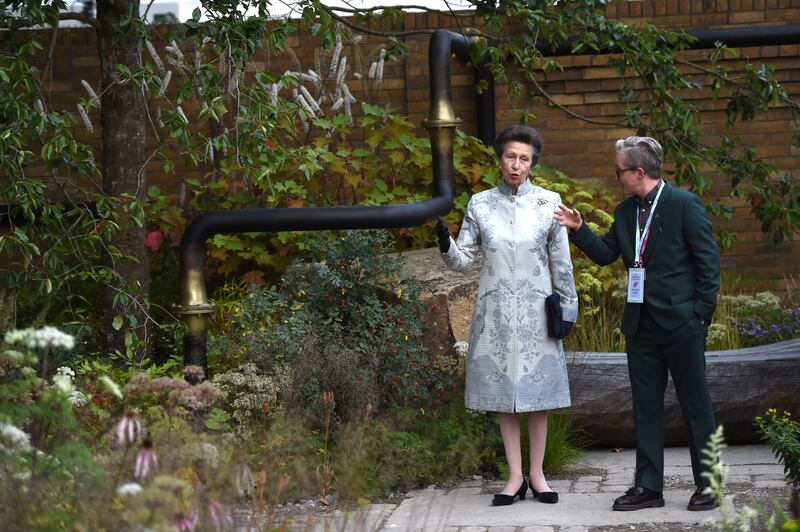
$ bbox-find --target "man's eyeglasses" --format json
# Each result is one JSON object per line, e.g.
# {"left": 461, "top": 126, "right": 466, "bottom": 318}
{"left": 615, "top": 167, "right": 638, "bottom": 178}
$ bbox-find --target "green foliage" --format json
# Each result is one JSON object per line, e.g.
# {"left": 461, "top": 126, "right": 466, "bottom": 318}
{"left": 330, "top": 397, "right": 578, "bottom": 500}
{"left": 703, "top": 424, "right": 800, "bottom": 532}
{"left": 492, "top": 0, "right": 800, "bottom": 242}
{"left": 529, "top": 164, "right": 623, "bottom": 317}
{"left": 563, "top": 283, "right": 626, "bottom": 353}
{"left": 756, "top": 409, "right": 800, "bottom": 488}
{"left": 0, "top": 23, "right": 131, "bottom": 335}
{"left": 0, "top": 328, "right": 106, "bottom": 530}
{"left": 541, "top": 413, "right": 588, "bottom": 474}
{"left": 210, "top": 362, "right": 278, "bottom": 433}
{"left": 716, "top": 292, "right": 800, "bottom": 348}
{"left": 436, "top": 0, "right": 800, "bottom": 244}
{"left": 208, "top": 230, "right": 456, "bottom": 420}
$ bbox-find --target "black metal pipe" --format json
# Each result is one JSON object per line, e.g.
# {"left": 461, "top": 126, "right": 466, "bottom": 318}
{"left": 682, "top": 23, "right": 800, "bottom": 50}
{"left": 475, "top": 65, "right": 496, "bottom": 144}
{"left": 540, "top": 23, "right": 800, "bottom": 57}
{"left": 178, "top": 29, "right": 474, "bottom": 370}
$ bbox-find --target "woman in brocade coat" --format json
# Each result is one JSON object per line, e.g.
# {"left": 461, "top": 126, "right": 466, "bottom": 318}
{"left": 437, "top": 125, "right": 578, "bottom": 506}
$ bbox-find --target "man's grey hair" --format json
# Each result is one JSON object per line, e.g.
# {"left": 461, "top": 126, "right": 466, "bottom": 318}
{"left": 615, "top": 136, "right": 663, "bottom": 179}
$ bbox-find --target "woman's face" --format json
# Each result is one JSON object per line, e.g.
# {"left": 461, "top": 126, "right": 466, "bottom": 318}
{"left": 500, "top": 141, "right": 535, "bottom": 191}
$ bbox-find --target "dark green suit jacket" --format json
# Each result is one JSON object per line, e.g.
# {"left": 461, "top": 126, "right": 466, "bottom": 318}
{"left": 571, "top": 181, "right": 720, "bottom": 336}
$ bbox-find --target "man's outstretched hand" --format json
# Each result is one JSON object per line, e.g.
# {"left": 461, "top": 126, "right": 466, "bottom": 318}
{"left": 554, "top": 204, "right": 583, "bottom": 231}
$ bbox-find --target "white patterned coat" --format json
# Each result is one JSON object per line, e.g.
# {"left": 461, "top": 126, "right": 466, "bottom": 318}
{"left": 441, "top": 179, "right": 578, "bottom": 413}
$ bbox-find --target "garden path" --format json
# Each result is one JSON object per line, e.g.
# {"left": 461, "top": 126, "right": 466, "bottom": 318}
{"left": 276, "top": 444, "right": 790, "bottom": 531}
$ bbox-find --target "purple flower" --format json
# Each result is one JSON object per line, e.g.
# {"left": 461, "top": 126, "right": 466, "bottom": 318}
{"left": 115, "top": 410, "right": 142, "bottom": 446}
{"left": 134, "top": 437, "right": 158, "bottom": 479}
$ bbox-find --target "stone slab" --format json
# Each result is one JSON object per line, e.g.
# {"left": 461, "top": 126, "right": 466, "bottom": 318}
{"left": 381, "top": 490, "right": 727, "bottom": 529}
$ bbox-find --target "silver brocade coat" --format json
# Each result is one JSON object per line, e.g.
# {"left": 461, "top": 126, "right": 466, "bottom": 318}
{"left": 441, "top": 179, "right": 578, "bottom": 413}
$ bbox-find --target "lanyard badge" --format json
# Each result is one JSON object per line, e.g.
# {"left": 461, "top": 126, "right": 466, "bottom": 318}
{"left": 627, "top": 181, "right": 664, "bottom": 304}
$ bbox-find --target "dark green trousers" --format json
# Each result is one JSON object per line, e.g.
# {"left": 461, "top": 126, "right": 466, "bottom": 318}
{"left": 625, "top": 307, "right": 717, "bottom": 492}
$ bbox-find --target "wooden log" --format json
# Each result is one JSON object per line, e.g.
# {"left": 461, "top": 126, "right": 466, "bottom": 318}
{"left": 567, "top": 338, "right": 800, "bottom": 445}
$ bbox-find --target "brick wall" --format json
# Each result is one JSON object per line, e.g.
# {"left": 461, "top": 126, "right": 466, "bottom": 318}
{"left": 24, "top": 1, "right": 800, "bottom": 294}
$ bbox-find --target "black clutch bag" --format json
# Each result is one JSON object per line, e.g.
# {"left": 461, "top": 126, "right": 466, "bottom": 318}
{"left": 545, "top": 293, "right": 574, "bottom": 340}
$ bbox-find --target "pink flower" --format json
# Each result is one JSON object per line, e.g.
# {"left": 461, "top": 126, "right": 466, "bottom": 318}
{"left": 144, "top": 229, "right": 165, "bottom": 250}
{"left": 134, "top": 437, "right": 158, "bottom": 479}
{"left": 209, "top": 499, "right": 232, "bottom": 531}
{"left": 115, "top": 410, "right": 142, "bottom": 446}
{"left": 176, "top": 509, "right": 198, "bottom": 531}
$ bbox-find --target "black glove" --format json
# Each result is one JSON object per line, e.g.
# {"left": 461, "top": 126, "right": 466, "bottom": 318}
{"left": 436, "top": 215, "right": 451, "bottom": 253}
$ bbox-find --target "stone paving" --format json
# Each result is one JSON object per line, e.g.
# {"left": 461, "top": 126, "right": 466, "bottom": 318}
{"left": 278, "top": 444, "right": 791, "bottom": 532}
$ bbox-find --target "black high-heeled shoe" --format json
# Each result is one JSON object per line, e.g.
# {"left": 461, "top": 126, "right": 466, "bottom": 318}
{"left": 491, "top": 477, "right": 528, "bottom": 506}
{"left": 530, "top": 486, "right": 559, "bottom": 504}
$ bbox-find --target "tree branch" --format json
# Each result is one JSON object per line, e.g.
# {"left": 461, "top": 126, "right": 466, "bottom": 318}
{"left": 527, "top": 74, "right": 623, "bottom": 127}
{"left": 676, "top": 57, "right": 800, "bottom": 110}
{"left": 317, "top": 3, "right": 434, "bottom": 38}
{"left": 327, "top": 3, "right": 474, "bottom": 17}
{"left": 58, "top": 12, "right": 98, "bottom": 29}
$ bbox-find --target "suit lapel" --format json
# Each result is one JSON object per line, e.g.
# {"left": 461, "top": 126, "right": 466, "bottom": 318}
{"left": 621, "top": 196, "right": 638, "bottom": 264}
{"left": 642, "top": 181, "right": 671, "bottom": 266}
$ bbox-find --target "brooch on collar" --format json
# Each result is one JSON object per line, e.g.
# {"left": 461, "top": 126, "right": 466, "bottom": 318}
{"left": 536, "top": 197, "right": 549, "bottom": 205}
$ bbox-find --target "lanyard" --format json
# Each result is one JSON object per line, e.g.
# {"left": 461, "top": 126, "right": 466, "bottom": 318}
{"left": 634, "top": 181, "right": 664, "bottom": 267}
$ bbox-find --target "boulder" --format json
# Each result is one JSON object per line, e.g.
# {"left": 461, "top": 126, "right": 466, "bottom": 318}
{"left": 397, "top": 247, "right": 480, "bottom": 357}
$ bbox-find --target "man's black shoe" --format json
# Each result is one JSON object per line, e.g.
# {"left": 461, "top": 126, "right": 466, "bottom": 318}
{"left": 688, "top": 486, "right": 719, "bottom": 511}
{"left": 612, "top": 486, "right": 665, "bottom": 511}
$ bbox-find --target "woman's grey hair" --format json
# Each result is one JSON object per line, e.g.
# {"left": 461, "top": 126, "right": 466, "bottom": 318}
{"left": 493, "top": 125, "right": 543, "bottom": 165}
{"left": 615, "top": 136, "right": 663, "bottom": 179}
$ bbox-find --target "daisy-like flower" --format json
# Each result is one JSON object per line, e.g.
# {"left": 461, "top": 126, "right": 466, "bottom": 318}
{"left": 134, "top": 437, "right": 158, "bottom": 479}
{"left": 115, "top": 410, "right": 142, "bottom": 446}
{"left": 116, "top": 482, "right": 143, "bottom": 496}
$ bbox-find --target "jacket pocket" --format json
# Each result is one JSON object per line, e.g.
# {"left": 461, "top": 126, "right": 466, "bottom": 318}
{"left": 669, "top": 292, "right": 694, "bottom": 305}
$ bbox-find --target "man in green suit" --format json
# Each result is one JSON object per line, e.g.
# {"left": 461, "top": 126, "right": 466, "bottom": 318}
{"left": 554, "top": 136, "right": 720, "bottom": 511}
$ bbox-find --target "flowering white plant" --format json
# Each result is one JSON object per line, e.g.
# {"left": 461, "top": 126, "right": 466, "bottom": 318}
{"left": 4, "top": 326, "right": 75, "bottom": 351}
{"left": 453, "top": 341, "right": 469, "bottom": 358}
{"left": 116, "top": 482, "right": 143, "bottom": 496}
